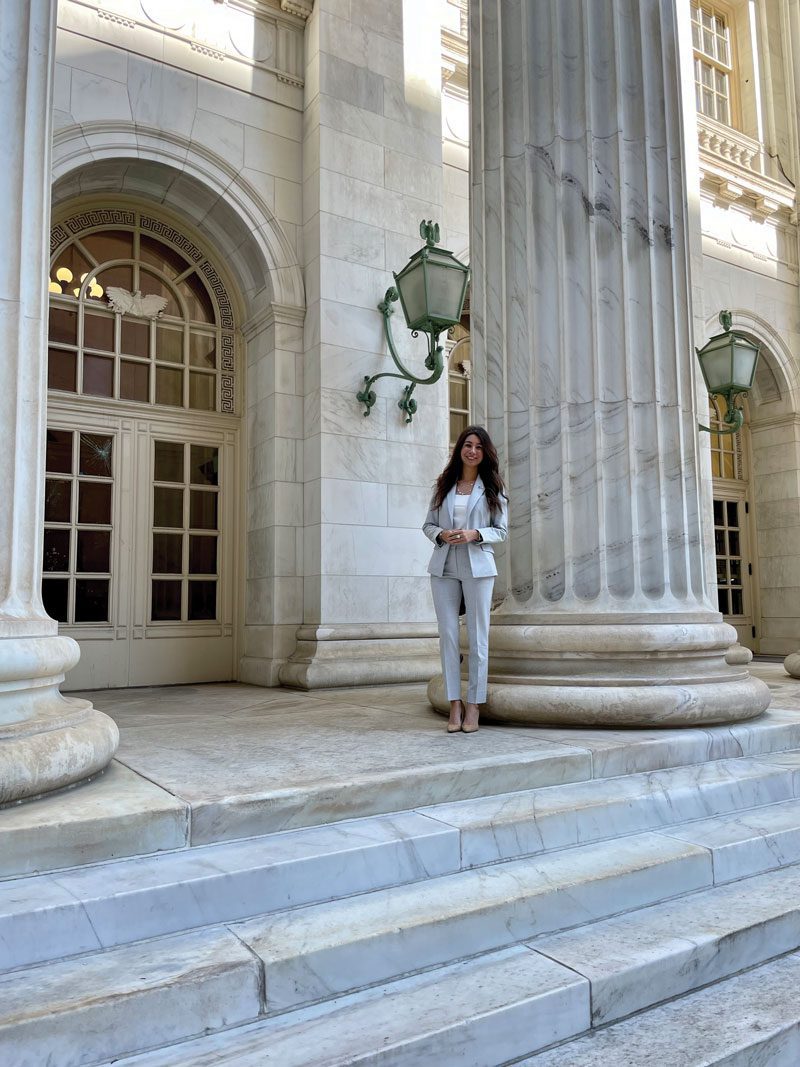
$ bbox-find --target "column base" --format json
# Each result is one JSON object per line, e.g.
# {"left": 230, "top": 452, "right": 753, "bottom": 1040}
{"left": 279, "top": 625, "right": 440, "bottom": 689}
{"left": 0, "top": 635, "right": 119, "bottom": 804}
{"left": 427, "top": 620, "right": 772, "bottom": 727}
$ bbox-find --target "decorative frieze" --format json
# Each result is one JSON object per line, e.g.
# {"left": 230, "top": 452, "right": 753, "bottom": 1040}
{"left": 64, "top": 0, "right": 305, "bottom": 91}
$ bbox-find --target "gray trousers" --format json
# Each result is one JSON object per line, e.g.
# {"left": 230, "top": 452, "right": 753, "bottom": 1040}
{"left": 430, "top": 544, "right": 494, "bottom": 703}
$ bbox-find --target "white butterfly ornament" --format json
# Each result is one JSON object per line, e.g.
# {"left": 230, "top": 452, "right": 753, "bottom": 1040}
{"left": 106, "top": 287, "right": 169, "bottom": 319}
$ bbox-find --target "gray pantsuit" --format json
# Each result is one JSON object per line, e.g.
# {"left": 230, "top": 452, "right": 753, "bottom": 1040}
{"left": 423, "top": 479, "right": 508, "bottom": 705}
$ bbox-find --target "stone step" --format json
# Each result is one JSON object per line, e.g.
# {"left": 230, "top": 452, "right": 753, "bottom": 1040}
{"left": 522, "top": 950, "right": 800, "bottom": 1066}
{"left": 0, "top": 926, "right": 262, "bottom": 1067}
{"left": 661, "top": 796, "right": 800, "bottom": 882}
{"left": 5, "top": 708, "right": 800, "bottom": 881}
{"left": 419, "top": 752, "right": 800, "bottom": 866}
{"left": 234, "top": 831, "right": 713, "bottom": 1013}
{"left": 533, "top": 861, "right": 800, "bottom": 1025}
{"left": 6, "top": 753, "right": 799, "bottom": 975}
{"left": 0, "top": 810, "right": 460, "bottom": 973}
{"left": 89, "top": 862, "right": 800, "bottom": 1067}
{"left": 108, "top": 945, "right": 589, "bottom": 1067}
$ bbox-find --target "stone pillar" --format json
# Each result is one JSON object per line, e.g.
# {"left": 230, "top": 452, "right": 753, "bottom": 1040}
{"left": 0, "top": 0, "right": 118, "bottom": 801}
{"left": 430, "top": 0, "right": 770, "bottom": 724}
{"left": 280, "top": 0, "right": 447, "bottom": 687}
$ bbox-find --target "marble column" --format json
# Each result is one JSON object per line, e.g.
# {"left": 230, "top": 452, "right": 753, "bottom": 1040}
{"left": 0, "top": 0, "right": 118, "bottom": 802}
{"left": 430, "top": 0, "right": 770, "bottom": 724}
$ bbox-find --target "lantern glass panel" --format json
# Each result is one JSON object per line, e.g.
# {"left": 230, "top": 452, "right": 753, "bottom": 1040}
{"left": 699, "top": 336, "right": 733, "bottom": 392}
{"left": 425, "top": 252, "right": 467, "bottom": 322}
{"left": 396, "top": 261, "right": 427, "bottom": 328}
{"left": 733, "top": 340, "right": 758, "bottom": 388}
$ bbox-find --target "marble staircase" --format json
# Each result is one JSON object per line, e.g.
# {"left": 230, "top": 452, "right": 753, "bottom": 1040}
{"left": 7, "top": 718, "right": 800, "bottom": 1064}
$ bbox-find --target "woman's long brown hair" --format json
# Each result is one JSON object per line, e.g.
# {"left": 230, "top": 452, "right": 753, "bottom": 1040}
{"left": 432, "top": 425, "right": 505, "bottom": 515}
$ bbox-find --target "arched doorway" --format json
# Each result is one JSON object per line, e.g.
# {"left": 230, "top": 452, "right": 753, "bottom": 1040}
{"left": 44, "top": 205, "right": 241, "bottom": 688}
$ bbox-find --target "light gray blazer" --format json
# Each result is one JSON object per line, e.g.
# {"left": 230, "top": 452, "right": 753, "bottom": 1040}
{"left": 422, "top": 477, "right": 508, "bottom": 578}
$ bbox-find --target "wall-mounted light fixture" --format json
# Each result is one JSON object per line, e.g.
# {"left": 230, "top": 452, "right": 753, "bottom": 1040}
{"left": 357, "top": 220, "right": 470, "bottom": 423}
{"left": 697, "top": 310, "right": 761, "bottom": 435}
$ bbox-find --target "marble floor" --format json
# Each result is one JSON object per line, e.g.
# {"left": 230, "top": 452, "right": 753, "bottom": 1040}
{"left": 3, "top": 661, "right": 799, "bottom": 877}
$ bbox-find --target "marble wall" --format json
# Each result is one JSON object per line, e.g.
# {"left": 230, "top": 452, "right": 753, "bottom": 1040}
{"left": 279, "top": 0, "right": 449, "bottom": 686}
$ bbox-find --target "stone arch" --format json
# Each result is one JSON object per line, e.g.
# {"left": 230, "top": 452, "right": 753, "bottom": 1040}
{"left": 51, "top": 122, "right": 305, "bottom": 319}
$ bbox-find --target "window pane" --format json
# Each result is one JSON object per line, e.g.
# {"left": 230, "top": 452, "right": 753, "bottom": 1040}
{"left": 156, "top": 367, "right": 183, "bottom": 407}
{"left": 45, "top": 479, "right": 72, "bottom": 523}
{"left": 721, "top": 452, "right": 735, "bottom": 479}
{"left": 49, "top": 306, "right": 78, "bottom": 344}
{"left": 180, "top": 273, "right": 215, "bottom": 323}
{"left": 188, "top": 580, "right": 216, "bottom": 621}
{"left": 51, "top": 246, "right": 92, "bottom": 293}
{"left": 139, "top": 235, "right": 190, "bottom": 279}
{"left": 730, "top": 589, "right": 743, "bottom": 615}
{"left": 80, "top": 229, "right": 133, "bottom": 264}
{"left": 80, "top": 434, "right": 113, "bottom": 477}
{"left": 42, "top": 578, "right": 69, "bottom": 623}
{"left": 75, "top": 578, "right": 110, "bottom": 622}
{"left": 190, "top": 445, "right": 219, "bottom": 486}
{"left": 189, "top": 372, "right": 215, "bottom": 411}
{"left": 716, "top": 559, "right": 727, "bottom": 585}
{"left": 121, "top": 319, "right": 149, "bottom": 358}
{"left": 714, "top": 530, "right": 725, "bottom": 555}
{"left": 46, "top": 429, "right": 73, "bottom": 474}
{"left": 190, "top": 490, "right": 218, "bottom": 530}
{"left": 156, "top": 325, "right": 184, "bottom": 363}
{"left": 729, "top": 558, "right": 741, "bottom": 584}
{"left": 151, "top": 580, "right": 182, "bottom": 621}
{"left": 154, "top": 486, "right": 184, "bottom": 528}
{"left": 726, "top": 501, "right": 738, "bottom": 526}
{"left": 76, "top": 530, "right": 111, "bottom": 573}
{"left": 48, "top": 348, "right": 77, "bottom": 392}
{"left": 189, "top": 333, "right": 217, "bottom": 368}
{"left": 120, "top": 360, "right": 150, "bottom": 402}
{"left": 728, "top": 530, "right": 740, "bottom": 556}
{"left": 43, "top": 529, "right": 70, "bottom": 572}
{"left": 95, "top": 265, "right": 133, "bottom": 292}
{"left": 154, "top": 441, "right": 184, "bottom": 483}
{"left": 189, "top": 535, "right": 217, "bottom": 574}
{"left": 78, "top": 481, "right": 112, "bottom": 525}
{"left": 717, "top": 589, "right": 727, "bottom": 613}
{"left": 83, "top": 354, "right": 114, "bottom": 397}
{"left": 153, "top": 532, "right": 183, "bottom": 574}
{"left": 713, "top": 499, "right": 723, "bottom": 525}
{"left": 449, "top": 377, "right": 468, "bottom": 409}
{"left": 140, "top": 270, "right": 180, "bottom": 318}
{"left": 83, "top": 312, "right": 115, "bottom": 352}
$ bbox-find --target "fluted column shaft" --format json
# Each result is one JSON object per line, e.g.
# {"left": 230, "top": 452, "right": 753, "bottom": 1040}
{"left": 428, "top": 0, "right": 770, "bottom": 725}
{"left": 0, "top": 0, "right": 118, "bottom": 800}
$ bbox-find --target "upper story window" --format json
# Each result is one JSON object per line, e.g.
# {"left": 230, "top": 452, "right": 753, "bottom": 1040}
{"left": 48, "top": 209, "right": 236, "bottom": 414}
{"left": 692, "top": 2, "right": 734, "bottom": 126}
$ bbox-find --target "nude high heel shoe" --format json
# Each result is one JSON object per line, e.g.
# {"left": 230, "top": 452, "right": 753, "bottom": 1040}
{"left": 462, "top": 703, "right": 480, "bottom": 733}
{"left": 447, "top": 701, "right": 465, "bottom": 733}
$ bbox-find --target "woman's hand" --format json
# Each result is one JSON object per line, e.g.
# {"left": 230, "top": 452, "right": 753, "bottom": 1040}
{"left": 441, "top": 529, "right": 479, "bottom": 544}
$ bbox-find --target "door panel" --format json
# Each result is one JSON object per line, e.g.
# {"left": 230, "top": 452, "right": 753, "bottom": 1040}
{"left": 47, "top": 403, "right": 237, "bottom": 689}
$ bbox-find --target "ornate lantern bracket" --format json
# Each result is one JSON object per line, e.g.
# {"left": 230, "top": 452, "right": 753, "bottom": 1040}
{"left": 356, "top": 220, "right": 469, "bottom": 424}
{"left": 696, "top": 310, "right": 760, "bottom": 436}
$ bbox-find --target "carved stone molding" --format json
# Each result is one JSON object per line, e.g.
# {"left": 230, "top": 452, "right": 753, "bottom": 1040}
{"left": 64, "top": 0, "right": 305, "bottom": 90}
{"left": 280, "top": 0, "right": 312, "bottom": 18}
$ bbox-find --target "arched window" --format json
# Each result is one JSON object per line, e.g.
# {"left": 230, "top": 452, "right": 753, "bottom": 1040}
{"left": 47, "top": 211, "right": 235, "bottom": 413}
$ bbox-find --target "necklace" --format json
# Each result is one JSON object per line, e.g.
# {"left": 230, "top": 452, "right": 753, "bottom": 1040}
{"left": 456, "top": 478, "right": 476, "bottom": 495}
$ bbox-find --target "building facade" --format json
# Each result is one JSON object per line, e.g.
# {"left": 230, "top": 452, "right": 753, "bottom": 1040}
{"left": 2, "top": 0, "right": 798, "bottom": 802}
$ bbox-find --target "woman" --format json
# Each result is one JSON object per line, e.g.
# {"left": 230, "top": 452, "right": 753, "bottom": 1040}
{"left": 423, "top": 426, "right": 508, "bottom": 733}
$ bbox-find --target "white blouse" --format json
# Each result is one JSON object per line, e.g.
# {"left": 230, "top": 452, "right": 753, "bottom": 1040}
{"left": 452, "top": 495, "right": 469, "bottom": 530}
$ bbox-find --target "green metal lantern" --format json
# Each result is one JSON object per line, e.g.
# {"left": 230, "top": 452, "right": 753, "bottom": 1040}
{"left": 357, "top": 220, "right": 471, "bottom": 423}
{"left": 393, "top": 224, "right": 470, "bottom": 333}
{"left": 697, "top": 311, "right": 761, "bottom": 435}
